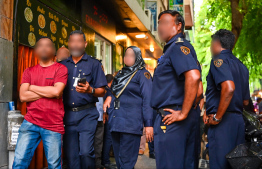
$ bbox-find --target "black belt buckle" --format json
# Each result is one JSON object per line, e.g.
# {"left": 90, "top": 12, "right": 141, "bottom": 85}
{"left": 72, "top": 107, "right": 78, "bottom": 112}
{"left": 158, "top": 109, "right": 166, "bottom": 117}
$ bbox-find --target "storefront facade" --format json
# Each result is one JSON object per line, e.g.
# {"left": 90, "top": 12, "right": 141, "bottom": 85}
{"left": 0, "top": 0, "right": 165, "bottom": 168}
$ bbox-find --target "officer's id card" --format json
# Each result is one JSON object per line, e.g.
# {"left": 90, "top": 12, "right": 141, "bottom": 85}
{"left": 73, "top": 73, "right": 81, "bottom": 87}
{"left": 114, "top": 98, "right": 120, "bottom": 109}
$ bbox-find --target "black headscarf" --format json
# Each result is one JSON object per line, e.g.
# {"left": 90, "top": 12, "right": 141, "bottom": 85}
{"left": 112, "top": 46, "right": 145, "bottom": 97}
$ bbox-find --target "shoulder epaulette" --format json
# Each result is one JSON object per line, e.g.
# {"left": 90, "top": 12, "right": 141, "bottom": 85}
{"left": 175, "top": 37, "right": 184, "bottom": 44}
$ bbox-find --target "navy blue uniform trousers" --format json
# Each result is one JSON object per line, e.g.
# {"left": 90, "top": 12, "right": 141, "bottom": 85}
{"left": 154, "top": 107, "right": 198, "bottom": 169}
{"left": 208, "top": 112, "right": 245, "bottom": 169}
{"left": 194, "top": 106, "right": 201, "bottom": 169}
{"left": 102, "top": 121, "right": 113, "bottom": 165}
{"left": 63, "top": 107, "right": 99, "bottom": 169}
{"left": 111, "top": 132, "right": 141, "bottom": 169}
{"left": 148, "top": 109, "right": 157, "bottom": 155}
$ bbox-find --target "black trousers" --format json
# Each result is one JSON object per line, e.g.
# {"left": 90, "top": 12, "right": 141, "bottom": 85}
{"left": 94, "top": 121, "right": 104, "bottom": 168}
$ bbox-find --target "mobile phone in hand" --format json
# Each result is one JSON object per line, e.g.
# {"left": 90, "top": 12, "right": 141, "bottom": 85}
{"left": 78, "top": 77, "right": 86, "bottom": 86}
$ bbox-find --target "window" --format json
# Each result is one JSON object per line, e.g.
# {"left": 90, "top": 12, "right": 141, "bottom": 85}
{"left": 94, "top": 35, "right": 112, "bottom": 74}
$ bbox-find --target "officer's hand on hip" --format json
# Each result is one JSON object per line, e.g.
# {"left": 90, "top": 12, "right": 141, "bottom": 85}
{"left": 75, "top": 82, "right": 92, "bottom": 93}
{"left": 206, "top": 114, "right": 220, "bottom": 125}
{"left": 145, "top": 127, "right": 154, "bottom": 142}
{"left": 162, "top": 109, "right": 187, "bottom": 125}
{"left": 103, "top": 96, "right": 112, "bottom": 113}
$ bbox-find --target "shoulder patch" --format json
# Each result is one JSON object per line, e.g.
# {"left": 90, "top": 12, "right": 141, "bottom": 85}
{"left": 180, "top": 46, "right": 190, "bottom": 55}
{"left": 214, "top": 59, "right": 223, "bottom": 67}
{"left": 144, "top": 72, "right": 151, "bottom": 79}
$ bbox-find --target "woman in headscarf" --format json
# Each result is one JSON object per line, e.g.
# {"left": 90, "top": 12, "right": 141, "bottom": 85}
{"left": 103, "top": 46, "right": 154, "bottom": 169}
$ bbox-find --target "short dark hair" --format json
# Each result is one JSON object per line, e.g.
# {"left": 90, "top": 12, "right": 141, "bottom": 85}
{"left": 35, "top": 36, "right": 54, "bottom": 48}
{"left": 36, "top": 36, "right": 54, "bottom": 44}
{"left": 211, "top": 29, "right": 235, "bottom": 50}
{"left": 68, "top": 30, "right": 86, "bottom": 41}
{"left": 158, "top": 10, "right": 185, "bottom": 34}
{"left": 106, "top": 74, "right": 114, "bottom": 83}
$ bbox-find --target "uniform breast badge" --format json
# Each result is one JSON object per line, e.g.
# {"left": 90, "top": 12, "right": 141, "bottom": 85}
{"left": 180, "top": 46, "right": 190, "bottom": 55}
{"left": 214, "top": 59, "right": 223, "bottom": 67}
{"left": 144, "top": 72, "right": 151, "bottom": 79}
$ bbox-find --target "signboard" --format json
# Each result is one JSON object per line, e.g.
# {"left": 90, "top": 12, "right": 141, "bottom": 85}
{"left": 82, "top": 0, "right": 116, "bottom": 43}
{"left": 17, "top": 0, "right": 80, "bottom": 49}
{"left": 10, "top": 126, "right": 20, "bottom": 145}
{"left": 146, "top": 1, "right": 157, "bottom": 31}
{"left": 169, "top": 0, "right": 184, "bottom": 16}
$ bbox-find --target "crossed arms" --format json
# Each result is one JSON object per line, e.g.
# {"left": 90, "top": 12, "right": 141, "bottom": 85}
{"left": 20, "top": 82, "right": 66, "bottom": 102}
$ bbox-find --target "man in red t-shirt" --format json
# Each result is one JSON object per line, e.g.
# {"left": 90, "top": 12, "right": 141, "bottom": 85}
{"left": 13, "top": 37, "right": 68, "bottom": 169}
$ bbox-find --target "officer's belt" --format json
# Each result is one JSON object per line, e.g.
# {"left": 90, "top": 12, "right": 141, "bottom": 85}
{"left": 68, "top": 103, "right": 96, "bottom": 112}
{"left": 156, "top": 105, "right": 182, "bottom": 117}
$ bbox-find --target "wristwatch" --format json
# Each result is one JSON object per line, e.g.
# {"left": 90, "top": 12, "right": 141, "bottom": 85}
{"left": 213, "top": 114, "right": 222, "bottom": 122}
{"left": 91, "top": 88, "right": 95, "bottom": 94}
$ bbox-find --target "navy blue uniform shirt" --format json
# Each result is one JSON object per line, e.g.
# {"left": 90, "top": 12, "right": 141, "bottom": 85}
{"left": 151, "top": 33, "right": 200, "bottom": 109}
{"left": 206, "top": 50, "right": 250, "bottom": 114}
{"left": 61, "top": 53, "right": 107, "bottom": 108}
{"left": 108, "top": 68, "right": 153, "bottom": 135}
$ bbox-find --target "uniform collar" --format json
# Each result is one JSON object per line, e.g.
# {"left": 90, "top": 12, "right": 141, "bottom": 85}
{"left": 166, "top": 33, "right": 184, "bottom": 46}
{"left": 67, "top": 53, "right": 89, "bottom": 63}
{"left": 163, "top": 33, "right": 184, "bottom": 52}
{"left": 220, "top": 49, "right": 232, "bottom": 54}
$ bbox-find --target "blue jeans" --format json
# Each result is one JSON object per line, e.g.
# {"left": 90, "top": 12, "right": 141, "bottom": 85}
{"left": 13, "top": 120, "right": 62, "bottom": 169}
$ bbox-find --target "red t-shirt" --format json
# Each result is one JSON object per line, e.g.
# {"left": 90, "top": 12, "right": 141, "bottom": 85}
{"left": 21, "top": 62, "right": 68, "bottom": 134}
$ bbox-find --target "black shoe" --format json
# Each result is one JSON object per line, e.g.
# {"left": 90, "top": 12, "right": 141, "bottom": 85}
{"left": 149, "top": 153, "right": 155, "bottom": 159}
{"left": 96, "top": 164, "right": 105, "bottom": 169}
{"left": 104, "top": 164, "right": 117, "bottom": 169}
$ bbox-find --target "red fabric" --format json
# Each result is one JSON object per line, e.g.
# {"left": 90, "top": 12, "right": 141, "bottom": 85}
{"left": 21, "top": 62, "right": 68, "bottom": 134}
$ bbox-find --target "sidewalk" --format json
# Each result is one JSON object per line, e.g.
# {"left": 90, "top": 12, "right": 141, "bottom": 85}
{"left": 135, "top": 143, "right": 156, "bottom": 169}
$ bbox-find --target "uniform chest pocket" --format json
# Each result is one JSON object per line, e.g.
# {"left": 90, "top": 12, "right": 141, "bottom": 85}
{"left": 81, "top": 70, "right": 92, "bottom": 82}
{"left": 154, "top": 58, "right": 172, "bottom": 76}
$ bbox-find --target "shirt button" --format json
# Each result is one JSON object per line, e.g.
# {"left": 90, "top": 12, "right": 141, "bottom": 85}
{"left": 72, "top": 102, "right": 74, "bottom": 105}
{"left": 113, "top": 116, "right": 115, "bottom": 118}
{"left": 71, "top": 89, "right": 73, "bottom": 91}
{"left": 75, "top": 65, "right": 77, "bottom": 67}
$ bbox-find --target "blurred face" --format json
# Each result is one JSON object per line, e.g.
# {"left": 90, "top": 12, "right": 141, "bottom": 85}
{"left": 158, "top": 14, "right": 182, "bottom": 42}
{"left": 124, "top": 48, "right": 136, "bottom": 67}
{"left": 35, "top": 38, "right": 55, "bottom": 61}
{"left": 68, "top": 34, "right": 87, "bottom": 57}
{"left": 56, "top": 47, "right": 70, "bottom": 61}
{"left": 211, "top": 40, "right": 222, "bottom": 57}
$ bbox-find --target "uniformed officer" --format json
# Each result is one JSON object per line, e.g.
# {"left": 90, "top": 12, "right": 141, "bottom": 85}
{"left": 151, "top": 10, "right": 201, "bottom": 169}
{"left": 103, "top": 46, "right": 154, "bottom": 169}
{"left": 204, "top": 29, "right": 250, "bottom": 169}
{"left": 61, "top": 30, "right": 107, "bottom": 169}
